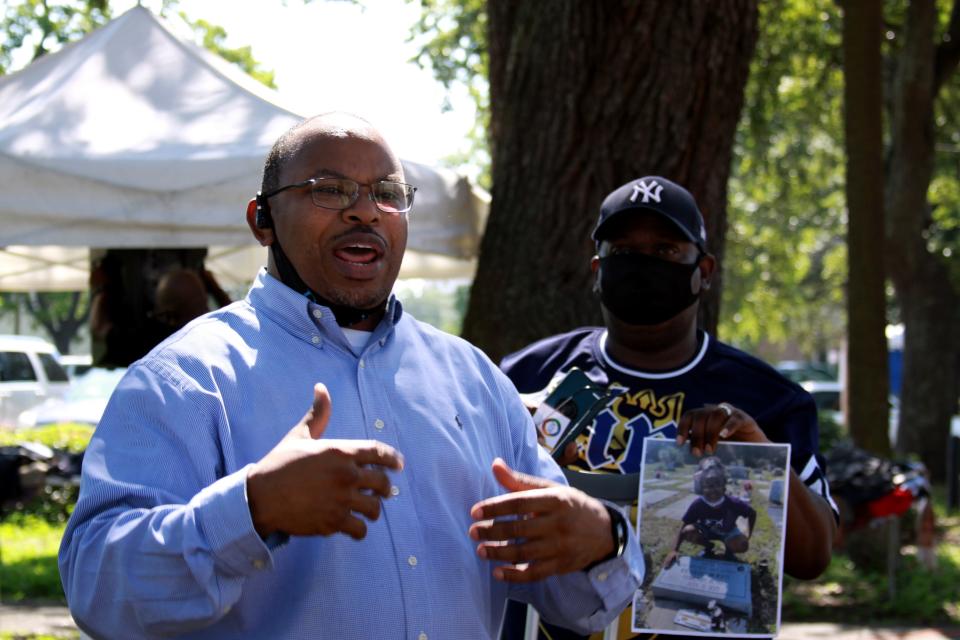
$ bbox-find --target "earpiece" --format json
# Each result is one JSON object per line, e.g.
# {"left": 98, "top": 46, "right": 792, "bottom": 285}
{"left": 255, "top": 194, "right": 274, "bottom": 229}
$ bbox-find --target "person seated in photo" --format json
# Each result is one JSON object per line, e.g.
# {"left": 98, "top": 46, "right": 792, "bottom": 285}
{"left": 664, "top": 462, "right": 757, "bottom": 567}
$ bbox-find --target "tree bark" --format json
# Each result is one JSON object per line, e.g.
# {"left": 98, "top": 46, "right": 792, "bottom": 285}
{"left": 464, "top": 0, "right": 759, "bottom": 361}
{"left": 885, "top": 0, "right": 960, "bottom": 481}
{"left": 842, "top": 0, "right": 889, "bottom": 456}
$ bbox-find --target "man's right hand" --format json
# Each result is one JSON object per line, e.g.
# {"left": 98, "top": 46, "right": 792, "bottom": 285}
{"left": 246, "top": 383, "right": 404, "bottom": 540}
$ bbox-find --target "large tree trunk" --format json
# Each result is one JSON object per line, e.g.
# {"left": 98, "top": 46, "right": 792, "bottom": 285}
{"left": 885, "top": 0, "right": 960, "bottom": 481}
{"left": 842, "top": 0, "right": 889, "bottom": 456}
{"left": 463, "top": 1, "right": 759, "bottom": 361}
{"left": 895, "top": 272, "right": 960, "bottom": 480}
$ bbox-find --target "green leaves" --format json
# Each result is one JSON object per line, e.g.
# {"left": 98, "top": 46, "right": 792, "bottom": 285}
{"left": 0, "top": 0, "right": 111, "bottom": 73}
{"left": 180, "top": 14, "right": 276, "bottom": 88}
{"left": 723, "top": 0, "right": 846, "bottom": 355}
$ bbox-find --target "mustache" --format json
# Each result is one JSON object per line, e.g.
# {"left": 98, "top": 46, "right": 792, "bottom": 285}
{"left": 331, "top": 226, "right": 387, "bottom": 249}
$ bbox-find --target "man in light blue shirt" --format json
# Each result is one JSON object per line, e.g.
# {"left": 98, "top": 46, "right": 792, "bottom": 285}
{"left": 59, "top": 112, "right": 643, "bottom": 639}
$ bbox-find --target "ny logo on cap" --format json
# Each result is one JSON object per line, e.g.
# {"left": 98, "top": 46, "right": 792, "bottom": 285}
{"left": 629, "top": 179, "right": 663, "bottom": 204}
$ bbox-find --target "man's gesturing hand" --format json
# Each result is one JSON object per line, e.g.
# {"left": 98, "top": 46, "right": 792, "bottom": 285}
{"left": 469, "top": 458, "right": 614, "bottom": 582}
{"left": 247, "top": 383, "right": 404, "bottom": 539}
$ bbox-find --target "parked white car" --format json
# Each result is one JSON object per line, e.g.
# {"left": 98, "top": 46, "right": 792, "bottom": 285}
{"left": 0, "top": 335, "right": 71, "bottom": 428}
{"left": 18, "top": 366, "right": 126, "bottom": 428}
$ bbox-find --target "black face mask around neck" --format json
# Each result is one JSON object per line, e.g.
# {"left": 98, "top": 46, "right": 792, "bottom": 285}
{"left": 270, "top": 240, "right": 386, "bottom": 327}
{"left": 598, "top": 252, "right": 702, "bottom": 326}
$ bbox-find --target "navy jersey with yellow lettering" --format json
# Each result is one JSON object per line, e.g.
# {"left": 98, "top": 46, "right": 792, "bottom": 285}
{"left": 499, "top": 327, "right": 837, "bottom": 640}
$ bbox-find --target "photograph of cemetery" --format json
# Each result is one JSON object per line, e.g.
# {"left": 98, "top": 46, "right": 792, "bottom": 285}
{"left": 632, "top": 437, "right": 791, "bottom": 637}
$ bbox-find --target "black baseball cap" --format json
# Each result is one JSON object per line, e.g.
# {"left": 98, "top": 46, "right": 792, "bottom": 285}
{"left": 592, "top": 176, "right": 707, "bottom": 252}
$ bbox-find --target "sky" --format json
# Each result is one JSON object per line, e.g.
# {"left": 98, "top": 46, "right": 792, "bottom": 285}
{"left": 107, "top": 0, "right": 478, "bottom": 168}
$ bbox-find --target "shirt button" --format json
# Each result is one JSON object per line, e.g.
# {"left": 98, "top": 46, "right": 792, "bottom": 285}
{"left": 359, "top": 358, "right": 366, "bottom": 368}
{"left": 407, "top": 555, "right": 418, "bottom": 567}
{"left": 390, "top": 485, "right": 400, "bottom": 496}
{"left": 252, "top": 558, "right": 265, "bottom": 570}
{"left": 311, "top": 335, "right": 320, "bottom": 344}
{"left": 597, "top": 571, "right": 608, "bottom": 582}
{"left": 379, "top": 338, "right": 386, "bottom": 346}
{"left": 312, "top": 309, "right": 323, "bottom": 319}
{"left": 419, "top": 633, "right": 428, "bottom": 640}
{"left": 374, "top": 418, "right": 385, "bottom": 430}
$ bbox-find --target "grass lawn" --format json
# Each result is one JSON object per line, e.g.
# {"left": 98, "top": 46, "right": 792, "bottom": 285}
{"left": 783, "top": 492, "right": 960, "bottom": 626}
{"left": 0, "top": 515, "right": 66, "bottom": 603}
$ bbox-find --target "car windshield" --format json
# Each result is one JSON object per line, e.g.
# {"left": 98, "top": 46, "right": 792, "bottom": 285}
{"left": 64, "top": 367, "right": 126, "bottom": 401}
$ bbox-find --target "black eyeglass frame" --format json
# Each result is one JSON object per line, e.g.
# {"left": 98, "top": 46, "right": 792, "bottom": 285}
{"left": 258, "top": 177, "right": 418, "bottom": 214}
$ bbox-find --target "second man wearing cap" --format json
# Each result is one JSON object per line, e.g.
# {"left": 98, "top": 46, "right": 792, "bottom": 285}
{"left": 500, "top": 176, "right": 839, "bottom": 640}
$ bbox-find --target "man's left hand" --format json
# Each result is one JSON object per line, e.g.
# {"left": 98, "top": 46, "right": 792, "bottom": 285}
{"left": 676, "top": 403, "right": 770, "bottom": 456}
{"left": 469, "top": 458, "right": 614, "bottom": 583}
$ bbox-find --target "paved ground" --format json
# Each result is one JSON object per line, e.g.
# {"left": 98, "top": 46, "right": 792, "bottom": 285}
{"left": 2, "top": 603, "right": 959, "bottom": 638}
{"left": 1, "top": 602, "right": 78, "bottom": 637}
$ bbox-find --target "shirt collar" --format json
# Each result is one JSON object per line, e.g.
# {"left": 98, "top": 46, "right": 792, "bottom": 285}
{"left": 246, "top": 268, "right": 402, "bottom": 348}
{"left": 597, "top": 329, "right": 710, "bottom": 379}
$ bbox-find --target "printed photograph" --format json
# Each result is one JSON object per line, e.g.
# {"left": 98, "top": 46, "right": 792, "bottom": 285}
{"left": 631, "top": 437, "right": 791, "bottom": 637}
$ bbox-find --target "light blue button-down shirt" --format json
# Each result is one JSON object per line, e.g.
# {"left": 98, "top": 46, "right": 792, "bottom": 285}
{"left": 59, "top": 270, "right": 642, "bottom": 639}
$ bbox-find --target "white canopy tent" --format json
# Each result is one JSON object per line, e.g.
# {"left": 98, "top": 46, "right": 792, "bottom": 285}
{"left": 0, "top": 6, "right": 486, "bottom": 291}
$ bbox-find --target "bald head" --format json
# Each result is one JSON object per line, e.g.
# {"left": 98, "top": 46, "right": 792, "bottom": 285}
{"left": 260, "top": 112, "right": 400, "bottom": 195}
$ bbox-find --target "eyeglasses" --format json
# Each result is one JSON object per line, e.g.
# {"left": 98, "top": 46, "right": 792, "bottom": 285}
{"left": 259, "top": 177, "right": 417, "bottom": 214}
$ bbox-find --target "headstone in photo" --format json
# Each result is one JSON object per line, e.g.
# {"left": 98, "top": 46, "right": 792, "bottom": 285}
{"left": 769, "top": 478, "right": 785, "bottom": 505}
{"left": 640, "top": 489, "right": 678, "bottom": 508}
{"left": 651, "top": 556, "right": 753, "bottom": 616}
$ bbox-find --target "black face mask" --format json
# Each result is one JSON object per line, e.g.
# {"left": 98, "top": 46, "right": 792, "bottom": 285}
{"left": 598, "top": 252, "right": 702, "bottom": 326}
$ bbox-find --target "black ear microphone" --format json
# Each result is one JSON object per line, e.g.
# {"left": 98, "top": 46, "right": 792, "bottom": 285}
{"left": 255, "top": 193, "right": 274, "bottom": 229}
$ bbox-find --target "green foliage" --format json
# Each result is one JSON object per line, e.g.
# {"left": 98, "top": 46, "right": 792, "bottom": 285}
{"left": 723, "top": 0, "right": 960, "bottom": 358}
{"left": 0, "top": 515, "right": 66, "bottom": 602}
{"left": 0, "top": 1, "right": 275, "bottom": 89}
{"left": 409, "top": 0, "right": 490, "bottom": 188}
{"left": 723, "top": 0, "right": 847, "bottom": 356}
{"left": 1, "top": 425, "right": 90, "bottom": 525}
{"left": 816, "top": 410, "right": 849, "bottom": 453}
{"left": 0, "top": 425, "right": 94, "bottom": 454}
{"left": 0, "top": 425, "right": 90, "bottom": 605}
{"left": 784, "top": 542, "right": 960, "bottom": 624}
{"left": 180, "top": 15, "right": 276, "bottom": 88}
{"left": 0, "top": 292, "right": 91, "bottom": 355}
{"left": 0, "top": 0, "right": 110, "bottom": 73}
{"left": 785, "top": 489, "right": 960, "bottom": 625}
